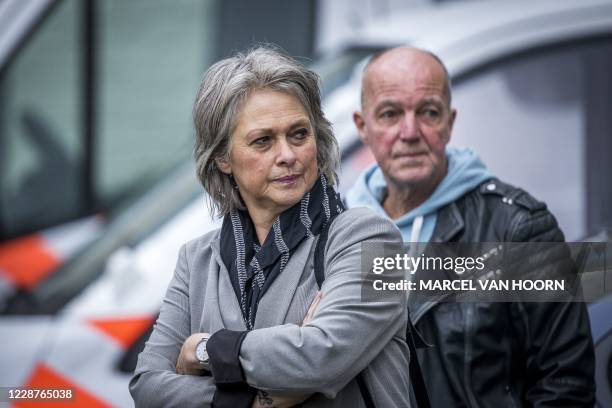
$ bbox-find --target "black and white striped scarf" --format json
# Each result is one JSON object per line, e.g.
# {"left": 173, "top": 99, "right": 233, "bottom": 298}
{"left": 220, "top": 174, "right": 344, "bottom": 330}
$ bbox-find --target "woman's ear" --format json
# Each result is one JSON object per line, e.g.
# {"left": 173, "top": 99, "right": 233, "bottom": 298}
{"left": 215, "top": 156, "right": 231, "bottom": 174}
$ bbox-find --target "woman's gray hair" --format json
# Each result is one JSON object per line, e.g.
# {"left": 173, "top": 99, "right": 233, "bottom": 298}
{"left": 193, "top": 45, "right": 339, "bottom": 217}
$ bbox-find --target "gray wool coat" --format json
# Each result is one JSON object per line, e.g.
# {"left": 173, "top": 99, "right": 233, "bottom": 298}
{"left": 130, "top": 207, "right": 411, "bottom": 407}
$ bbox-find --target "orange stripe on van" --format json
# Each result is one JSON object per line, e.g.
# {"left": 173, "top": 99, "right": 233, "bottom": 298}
{"left": 0, "top": 235, "right": 60, "bottom": 290}
{"left": 89, "top": 315, "right": 155, "bottom": 350}
{"left": 14, "top": 363, "right": 112, "bottom": 408}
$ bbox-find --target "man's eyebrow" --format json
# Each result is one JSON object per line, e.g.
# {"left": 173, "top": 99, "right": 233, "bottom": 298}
{"left": 374, "top": 100, "right": 401, "bottom": 110}
{"left": 419, "top": 96, "right": 444, "bottom": 105}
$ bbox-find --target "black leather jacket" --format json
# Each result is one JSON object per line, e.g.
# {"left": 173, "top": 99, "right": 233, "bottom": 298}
{"left": 409, "top": 179, "right": 595, "bottom": 407}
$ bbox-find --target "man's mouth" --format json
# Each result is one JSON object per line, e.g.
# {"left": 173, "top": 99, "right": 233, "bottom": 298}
{"left": 394, "top": 151, "right": 427, "bottom": 158}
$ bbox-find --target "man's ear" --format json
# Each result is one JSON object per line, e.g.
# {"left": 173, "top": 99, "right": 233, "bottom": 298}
{"left": 353, "top": 111, "right": 369, "bottom": 145}
{"left": 446, "top": 108, "right": 457, "bottom": 144}
{"left": 215, "top": 156, "right": 231, "bottom": 174}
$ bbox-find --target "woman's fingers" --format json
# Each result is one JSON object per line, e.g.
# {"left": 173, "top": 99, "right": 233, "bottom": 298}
{"left": 252, "top": 391, "right": 310, "bottom": 408}
{"left": 302, "top": 291, "right": 322, "bottom": 326}
{"left": 176, "top": 333, "right": 208, "bottom": 375}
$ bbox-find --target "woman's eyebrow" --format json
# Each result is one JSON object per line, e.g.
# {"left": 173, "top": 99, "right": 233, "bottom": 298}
{"left": 288, "top": 119, "right": 311, "bottom": 130}
{"left": 244, "top": 119, "right": 310, "bottom": 139}
{"left": 244, "top": 128, "right": 272, "bottom": 140}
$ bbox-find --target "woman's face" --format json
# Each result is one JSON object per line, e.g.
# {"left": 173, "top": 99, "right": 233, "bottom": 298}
{"left": 218, "top": 89, "right": 318, "bottom": 219}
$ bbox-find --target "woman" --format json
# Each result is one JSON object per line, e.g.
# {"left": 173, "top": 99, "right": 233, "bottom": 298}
{"left": 129, "top": 46, "right": 410, "bottom": 407}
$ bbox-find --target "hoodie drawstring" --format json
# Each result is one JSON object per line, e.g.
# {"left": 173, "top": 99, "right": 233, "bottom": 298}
{"left": 410, "top": 215, "right": 424, "bottom": 245}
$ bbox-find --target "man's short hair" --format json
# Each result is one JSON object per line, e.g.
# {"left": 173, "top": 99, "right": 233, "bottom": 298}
{"left": 360, "top": 46, "right": 453, "bottom": 109}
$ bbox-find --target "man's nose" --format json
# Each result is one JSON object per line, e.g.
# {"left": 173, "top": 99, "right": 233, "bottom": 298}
{"left": 276, "top": 137, "right": 297, "bottom": 166}
{"left": 398, "top": 113, "right": 420, "bottom": 142}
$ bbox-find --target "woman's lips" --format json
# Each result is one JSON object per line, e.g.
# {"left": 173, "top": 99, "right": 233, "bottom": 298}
{"left": 274, "top": 174, "right": 300, "bottom": 183}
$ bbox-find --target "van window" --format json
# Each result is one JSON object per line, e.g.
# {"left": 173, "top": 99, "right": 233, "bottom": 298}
{"left": 450, "top": 39, "right": 612, "bottom": 240}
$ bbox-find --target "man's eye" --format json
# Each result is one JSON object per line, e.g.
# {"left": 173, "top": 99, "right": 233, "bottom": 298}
{"left": 380, "top": 110, "right": 397, "bottom": 119}
{"left": 422, "top": 109, "right": 440, "bottom": 119}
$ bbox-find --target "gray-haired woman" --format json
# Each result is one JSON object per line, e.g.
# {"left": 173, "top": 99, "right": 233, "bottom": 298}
{"left": 129, "top": 46, "right": 410, "bottom": 408}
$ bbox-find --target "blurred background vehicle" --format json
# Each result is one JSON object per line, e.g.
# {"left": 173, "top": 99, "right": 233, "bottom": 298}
{"left": 0, "top": 0, "right": 611, "bottom": 407}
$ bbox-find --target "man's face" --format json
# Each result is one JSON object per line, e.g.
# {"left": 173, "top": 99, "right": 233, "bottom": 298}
{"left": 354, "top": 49, "right": 456, "bottom": 192}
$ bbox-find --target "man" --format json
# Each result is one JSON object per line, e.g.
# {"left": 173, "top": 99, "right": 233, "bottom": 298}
{"left": 346, "top": 47, "right": 595, "bottom": 407}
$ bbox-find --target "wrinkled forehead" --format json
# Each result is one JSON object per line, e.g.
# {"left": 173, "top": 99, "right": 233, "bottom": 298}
{"left": 231, "top": 87, "right": 312, "bottom": 131}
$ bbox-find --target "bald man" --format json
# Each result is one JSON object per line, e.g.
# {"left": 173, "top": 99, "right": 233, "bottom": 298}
{"left": 346, "top": 47, "right": 595, "bottom": 407}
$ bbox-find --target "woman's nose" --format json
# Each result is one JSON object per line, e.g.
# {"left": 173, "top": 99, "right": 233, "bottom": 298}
{"left": 276, "top": 138, "right": 297, "bottom": 166}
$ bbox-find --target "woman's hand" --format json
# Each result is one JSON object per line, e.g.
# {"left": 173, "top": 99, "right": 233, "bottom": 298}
{"left": 251, "top": 390, "right": 309, "bottom": 408}
{"left": 176, "top": 293, "right": 321, "bottom": 379}
{"left": 249, "top": 294, "right": 322, "bottom": 407}
{"left": 176, "top": 333, "right": 208, "bottom": 375}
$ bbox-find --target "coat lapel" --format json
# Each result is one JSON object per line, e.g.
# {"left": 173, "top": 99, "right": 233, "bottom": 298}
{"left": 410, "top": 202, "right": 465, "bottom": 324}
{"left": 254, "top": 237, "right": 316, "bottom": 328}
{"left": 210, "top": 239, "right": 247, "bottom": 331}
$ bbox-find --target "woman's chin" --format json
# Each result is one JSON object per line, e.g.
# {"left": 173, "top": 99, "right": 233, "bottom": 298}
{"left": 271, "top": 190, "right": 306, "bottom": 210}
{"left": 279, "top": 195, "right": 304, "bottom": 208}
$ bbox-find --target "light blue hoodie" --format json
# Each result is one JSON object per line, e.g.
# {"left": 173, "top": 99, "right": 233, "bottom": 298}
{"left": 345, "top": 147, "right": 494, "bottom": 242}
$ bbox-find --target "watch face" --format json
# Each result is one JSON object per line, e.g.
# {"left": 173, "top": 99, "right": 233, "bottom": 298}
{"left": 196, "top": 337, "right": 209, "bottom": 363}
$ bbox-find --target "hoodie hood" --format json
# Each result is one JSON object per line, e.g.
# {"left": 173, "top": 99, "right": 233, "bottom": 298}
{"left": 345, "top": 147, "right": 493, "bottom": 242}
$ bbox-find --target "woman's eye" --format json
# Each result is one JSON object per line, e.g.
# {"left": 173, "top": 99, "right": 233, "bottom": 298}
{"left": 293, "top": 128, "right": 309, "bottom": 139}
{"left": 252, "top": 136, "right": 270, "bottom": 146}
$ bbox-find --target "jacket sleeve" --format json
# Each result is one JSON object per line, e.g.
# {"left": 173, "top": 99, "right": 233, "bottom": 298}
{"left": 129, "top": 244, "right": 217, "bottom": 408}
{"left": 508, "top": 205, "right": 595, "bottom": 407}
{"left": 237, "top": 209, "right": 407, "bottom": 398}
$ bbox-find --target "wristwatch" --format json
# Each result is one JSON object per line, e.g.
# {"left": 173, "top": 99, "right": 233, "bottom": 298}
{"left": 195, "top": 334, "right": 211, "bottom": 371}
